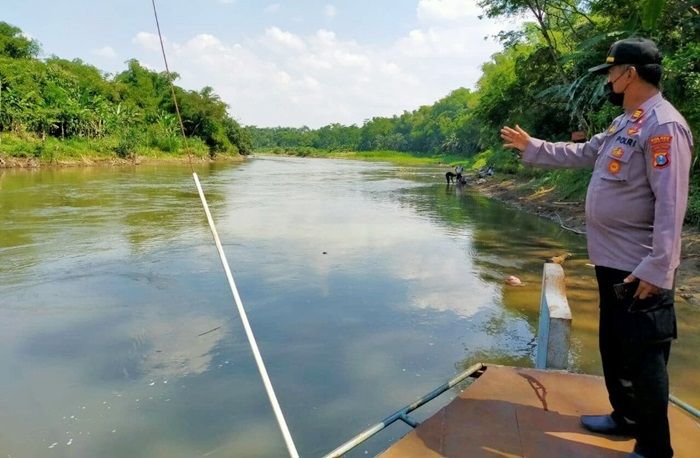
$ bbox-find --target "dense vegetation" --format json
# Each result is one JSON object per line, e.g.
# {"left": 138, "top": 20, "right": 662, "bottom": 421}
{"left": 0, "top": 22, "right": 251, "bottom": 161}
{"left": 250, "top": 0, "right": 699, "bottom": 225}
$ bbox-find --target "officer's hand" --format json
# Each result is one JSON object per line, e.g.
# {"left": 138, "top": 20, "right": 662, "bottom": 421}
{"left": 500, "top": 124, "right": 530, "bottom": 153}
{"left": 624, "top": 275, "right": 660, "bottom": 300}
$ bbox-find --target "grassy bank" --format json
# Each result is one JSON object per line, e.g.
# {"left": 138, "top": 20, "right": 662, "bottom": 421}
{"left": 255, "top": 146, "right": 469, "bottom": 167}
{"left": 0, "top": 132, "right": 243, "bottom": 166}
{"left": 464, "top": 148, "right": 592, "bottom": 200}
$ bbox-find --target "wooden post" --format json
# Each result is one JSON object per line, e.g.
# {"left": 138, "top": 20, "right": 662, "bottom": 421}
{"left": 536, "top": 263, "right": 572, "bottom": 369}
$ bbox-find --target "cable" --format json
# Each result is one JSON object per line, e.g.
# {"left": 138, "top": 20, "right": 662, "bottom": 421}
{"left": 151, "top": 0, "right": 193, "bottom": 171}
{"left": 192, "top": 174, "right": 300, "bottom": 458}
{"left": 150, "top": 2, "right": 300, "bottom": 456}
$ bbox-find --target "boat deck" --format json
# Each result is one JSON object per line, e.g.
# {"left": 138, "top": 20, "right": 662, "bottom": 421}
{"left": 380, "top": 365, "right": 699, "bottom": 457}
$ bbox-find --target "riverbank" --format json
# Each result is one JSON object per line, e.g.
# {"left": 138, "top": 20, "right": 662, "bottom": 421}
{"left": 0, "top": 132, "right": 245, "bottom": 169}
{"left": 0, "top": 153, "right": 245, "bottom": 169}
{"left": 469, "top": 173, "right": 700, "bottom": 307}
{"left": 253, "top": 147, "right": 463, "bottom": 166}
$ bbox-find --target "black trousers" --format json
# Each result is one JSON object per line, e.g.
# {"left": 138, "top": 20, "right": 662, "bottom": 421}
{"left": 595, "top": 266, "right": 676, "bottom": 458}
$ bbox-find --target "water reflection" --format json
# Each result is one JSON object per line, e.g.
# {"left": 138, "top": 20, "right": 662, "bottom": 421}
{"left": 0, "top": 158, "right": 697, "bottom": 458}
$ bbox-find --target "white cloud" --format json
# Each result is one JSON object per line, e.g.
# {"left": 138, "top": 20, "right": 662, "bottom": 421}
{"left": 313, "top": 28, "right": 336, "bottom": 46}
{"left": 93, "top": 45, "right": 117, "bottom": 59}
{"left": 132, "top": 31, "right": 162, "bottom": 52}
{"left": 324, "top": 4, "right": 337, "bottom": 18}
{"left": 264, "top": 3, "right": 280, "bottom": 13}
{"left": 174, "top": 33, "right": 224, "bottom": 53}
{"left": 396, "top": 24, "right": 496, "bottom": 58}
{"left": 140, "top": 315, "right": 227, "bottom": 378}
{"left": 417, "top": 0, "right": 482, "bottom": 22}
{"left": 263, "top": 26, "right": 306, "bottom": 51}
{"left": 126, "top": 0, "right": 519, "bottom": 128}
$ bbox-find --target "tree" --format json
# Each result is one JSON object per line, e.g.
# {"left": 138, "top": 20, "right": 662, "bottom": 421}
{"left": 0, "top": 22, "right": 40, "bottom": 59}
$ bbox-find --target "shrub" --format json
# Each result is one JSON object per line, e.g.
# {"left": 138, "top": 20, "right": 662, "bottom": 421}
{"left": 114, "top": 129, "right": 140, "bottom": 158}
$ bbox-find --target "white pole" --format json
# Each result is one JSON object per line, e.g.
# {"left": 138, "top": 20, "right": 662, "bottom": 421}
{"left": 193, "top": 172, "right": 300, "bottom": 458}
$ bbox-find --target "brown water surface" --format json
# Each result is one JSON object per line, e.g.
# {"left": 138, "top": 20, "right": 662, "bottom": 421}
{"left": 0, "top": 157, "right": 697, "bottom": 457}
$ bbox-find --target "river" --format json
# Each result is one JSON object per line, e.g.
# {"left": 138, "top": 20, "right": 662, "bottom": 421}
{"left": 1, "top": 157, "right": 697, "bottom": 457}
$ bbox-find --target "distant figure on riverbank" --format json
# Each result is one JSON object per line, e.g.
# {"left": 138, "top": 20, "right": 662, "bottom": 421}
{"left": 446, "top": 165, "right": 466, "bottom": 184}
{"left": 479, "top": 165, "right": 495, "bottom": 178}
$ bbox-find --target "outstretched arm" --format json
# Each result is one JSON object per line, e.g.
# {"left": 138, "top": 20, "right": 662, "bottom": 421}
{"left": 502, "top": 124, "right": 604, "bottom": 169}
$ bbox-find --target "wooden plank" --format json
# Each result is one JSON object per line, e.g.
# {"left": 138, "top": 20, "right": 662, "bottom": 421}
{"left": 381, "top": 365, "right": 700, "bottom": 457}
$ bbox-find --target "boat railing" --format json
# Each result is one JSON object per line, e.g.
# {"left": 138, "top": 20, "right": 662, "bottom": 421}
{"left": 321, "top": 362, "right": 486, "bottom": 458}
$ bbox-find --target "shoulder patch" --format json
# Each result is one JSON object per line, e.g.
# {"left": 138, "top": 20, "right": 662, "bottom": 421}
{"left": 650, "top": 135, "right": 672, "bottom": 147}
{"left": 649, "top": 135, "right": 673, "bottom": 146}
{"left": 650, "top": 135, "right": 672, "bottom": 169}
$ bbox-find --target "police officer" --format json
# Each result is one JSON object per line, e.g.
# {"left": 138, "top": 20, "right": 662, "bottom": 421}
{"left": 501, "top": 37, "right": 693, "bottom": 458}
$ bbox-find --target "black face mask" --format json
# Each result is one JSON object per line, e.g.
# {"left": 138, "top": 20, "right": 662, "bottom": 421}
{"left": 604, "top": 67, "right": 630, "bottom": 107}
{"left": 605, "top": 82, "right": 625, "bottom": 106}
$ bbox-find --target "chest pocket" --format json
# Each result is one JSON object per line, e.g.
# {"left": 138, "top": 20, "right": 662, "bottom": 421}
{"left": 598, "top": 145, "right": 636, "bottom": 182}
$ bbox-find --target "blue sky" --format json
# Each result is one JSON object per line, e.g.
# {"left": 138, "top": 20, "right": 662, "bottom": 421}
{"left": 5, "top": 1, "right": 521, "bottom": 127}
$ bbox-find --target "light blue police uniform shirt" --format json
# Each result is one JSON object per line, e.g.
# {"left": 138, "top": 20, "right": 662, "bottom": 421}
{"left": 522, "top": 92, "right": 693, "bottom": 289}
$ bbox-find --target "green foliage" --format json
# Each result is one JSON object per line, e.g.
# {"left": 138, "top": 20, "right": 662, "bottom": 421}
{"left": 466, "top": 147, "right": 525, "bottom": 176}
{"left": 250, "top": 88, "right": 479, "bottom": 156}
{"left": 256, "top": 146, "right": 446, "bottom": 165}
{"left": 641, "top": 0, "right": 666, "bottom": 30}
{"left": 114, "top": 129, "right": 140, "bottom": 158}
{"left": 536, "top": 169, "right": 593, "bottom": 200}
{"left": 663, "top": 41, "right": 700, "bottom": 135}
{"left": 0, "top": 22, "right": 40, "bottom": 59}
{"left": 687, "top": 174, "right": 700, "bottom": 227}
{"left": 0, "top": 23, "right": 249, "bottom": 159}
{"left": 223, "top": 117, "right": 252, "bottom": 155}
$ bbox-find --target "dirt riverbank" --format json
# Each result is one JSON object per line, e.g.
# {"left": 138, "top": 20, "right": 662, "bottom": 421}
{"left": 470, "top": 175, "right": 700, "bottom": 307}
{"left": 0, "top": 154, "right": 245, "bottom": 168}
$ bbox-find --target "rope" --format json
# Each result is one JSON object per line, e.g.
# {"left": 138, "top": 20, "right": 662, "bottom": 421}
{"left": 192, "top": 174, "right": 300, "bottom": 458}
{"left": 150, "top": 0, "right": 193, "bottom": 171}
{"left": 149, "top": 2, "right": 299, "bottom": 456}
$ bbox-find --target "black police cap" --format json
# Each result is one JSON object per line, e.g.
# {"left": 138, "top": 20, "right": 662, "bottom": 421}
{"left": 588, "top": 37, "right": 662, "bottom": 74}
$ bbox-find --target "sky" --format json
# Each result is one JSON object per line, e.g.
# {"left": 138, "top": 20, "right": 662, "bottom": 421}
{"left": 5, "top": 0, "right": 522, "bottom": 128}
